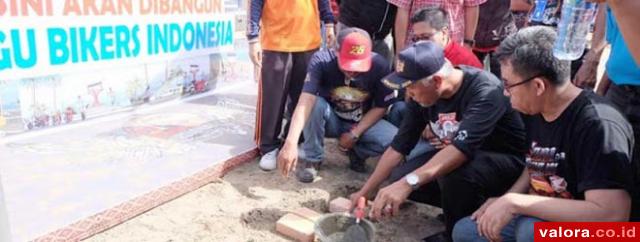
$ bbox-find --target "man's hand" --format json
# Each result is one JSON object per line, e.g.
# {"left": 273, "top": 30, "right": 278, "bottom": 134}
{"left": 349, "top": 190, "right": 368, "bottom": 210}
{"left": 326, "top": 25, "right": 336, "bottom": 48}
{"left": 370, "top": 180, "right": 412, "bottom": 220}
{"left": 338, "top": 132, "right": 357, "bottom": 151}
{"left": 471, "top": 197, "right": 497, "bottom": 221}
{"left": 277, "top": 142, "right": 298, "bottom": 177}
{"left": 476, "top": 194, "right": 517, "bottom": 241}
{"left": 249, "top": 41, "right": 262, "bottom": 68}
{"left": 574, "top": 52, "right": 600, "bottom": 88}
{"left": 422, "top": 126, "right": 447, "bottom": 149}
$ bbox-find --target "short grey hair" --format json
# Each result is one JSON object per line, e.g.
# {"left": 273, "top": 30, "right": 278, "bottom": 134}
{"left": 495, "top": 26, "right": 570, "bottom": 85}
{"left": 421, "top": 59, "right": 454, "bottom": 86}
{"left": 410, "top": 7, "right": 449, "bottom": 30}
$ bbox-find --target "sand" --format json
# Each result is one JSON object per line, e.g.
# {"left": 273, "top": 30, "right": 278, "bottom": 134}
{"left": 85, "top": 140, "right": 444, "bottom": 242}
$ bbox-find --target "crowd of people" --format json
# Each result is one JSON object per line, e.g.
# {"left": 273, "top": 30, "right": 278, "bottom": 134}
{"left": 247, "top": 0, "right": 640, "bottom": 241}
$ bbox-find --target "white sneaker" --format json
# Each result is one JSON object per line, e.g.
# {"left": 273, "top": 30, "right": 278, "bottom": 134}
{"left": 259, "top": 149, "right": 279, "bottom": 171}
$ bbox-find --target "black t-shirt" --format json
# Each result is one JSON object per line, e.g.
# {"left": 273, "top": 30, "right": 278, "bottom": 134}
{"left": 303, "top": 50, "right": 395, "bottom": 122}
{"left": 339, "top": 0, "right": 396, "bottom": 40}
{"left": 526, "top": 91, "right": 636, "bottom": 203}
{"left": 391, "top": 66, "right": 527, "bottom": 159}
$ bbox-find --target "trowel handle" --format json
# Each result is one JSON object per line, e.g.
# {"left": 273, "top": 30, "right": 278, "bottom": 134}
{"left": 354, "top": 197, "right": 366, "bottom": 220}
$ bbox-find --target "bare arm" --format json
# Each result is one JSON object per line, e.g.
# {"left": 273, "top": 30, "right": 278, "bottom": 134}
{"left": 574, "top": 4, "right": 607, "bottom": 88}
{"left": 511, "top": 0, "right": 532, "bottom": 12}
{"left": 595, "top": 71, "right": 611, "bottom": 96}
{"left": 284, "top": 93, "right": 317, "bottom": 145}
{"left": 508, "top": 169, "right": 531, "bottom": 193}
{"left": 509, "top": 189, "right": 631, "bottom": 221}
{"left": 352, "top": 107, "right": 387, "bottom": 137}
{"left": 413, "top": 145, "right": 468, "bottom": 186}
{"left": 358, "top": 147, "right": 406, "bottom": 196}
{"left": 278, "top": 93, "right": 317, "bottom": 176}
{"left": 463, "top": 5, "right": 480, "bottom": 44}
{"left": 394, "top": 7, "right": 409, "bottom": 55}
{"left": 608, "top": 0, "right": 640, "bottom": 65}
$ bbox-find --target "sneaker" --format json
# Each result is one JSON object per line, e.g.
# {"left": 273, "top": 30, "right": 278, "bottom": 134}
{"left": 259, "top": 149, "right": 279, "bottom": 171}
{"left": 296, "top": 161, "right": 320, "bottom": 183}
{"left": 348, "top": 151, "right": 367, "bottom": 173}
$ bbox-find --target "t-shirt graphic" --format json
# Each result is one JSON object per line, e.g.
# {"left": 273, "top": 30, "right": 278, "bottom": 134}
{"left": 330, "top": 86, "right": 370, "bottom": 122}
{"left": 527, "top": 142, "right": 572, "bottom": 199}
{"left": 429, "top": 113, "right": 460, "bottom": 145}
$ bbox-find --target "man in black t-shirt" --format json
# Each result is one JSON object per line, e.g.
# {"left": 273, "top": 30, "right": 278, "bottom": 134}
{"left": 352, "top": 41, "right": 527, "bottom": 242}
{"left": 337, "top": 0, "right": 396, "bottom": 62}
{"left": 453, "top": 26, "right": 638, "bottom": 242}
{"left": 277, "top": 28, "right": 398, "bottom": 183}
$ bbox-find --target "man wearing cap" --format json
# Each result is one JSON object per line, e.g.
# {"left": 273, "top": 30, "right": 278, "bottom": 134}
{"left": 352, "top": 41, "right": 527, "bottom": 241}
{"left": 277, "top": 28, "right": 397, "bottom": 183}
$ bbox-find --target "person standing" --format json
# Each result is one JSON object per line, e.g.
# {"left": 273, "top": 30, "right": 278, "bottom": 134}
{"left": 337, "top": 0, "right": 397, "bottom": 62}
{"left": 389, "top": 0, "right": 486, "bottom": 54}
{"left": 248, "top": 0, "right": 336, "bottom": 171}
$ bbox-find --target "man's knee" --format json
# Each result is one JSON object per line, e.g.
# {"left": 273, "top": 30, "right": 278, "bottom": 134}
{"left": 452, "top": 217, "right": 485, "bottom": 242}
{"left": 310, "top": 97, "right": 330, "bottom": 117}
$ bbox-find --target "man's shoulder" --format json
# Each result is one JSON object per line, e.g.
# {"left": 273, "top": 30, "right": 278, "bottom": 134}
{"left": 310, "top": 50, "right": 338, "bottom": 69}
{"left": 370, "top": 53, "right": 391, "bottom": 70}
{"left": 460, "top": 66, "right": 501, "bottom": 88}
{"left": 571, "top": 91, "right": 632, "bottom": 132}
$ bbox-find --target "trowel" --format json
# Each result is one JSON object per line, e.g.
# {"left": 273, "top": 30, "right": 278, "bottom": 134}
{"left": 342, "top": 197, "right": 368, "bottom": 242}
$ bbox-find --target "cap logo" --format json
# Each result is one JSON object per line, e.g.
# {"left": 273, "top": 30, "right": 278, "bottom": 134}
{"left": 349, "top": 45, "right": 366, "bottom": 55}
{"left": 382, "top": 79, "right": 400, "bottom": 89}
{"left": 396, "top": 60, "right": 405, "bottom": 72}
{"left": 382, "top": 79, "right": 414, "bottom": 90}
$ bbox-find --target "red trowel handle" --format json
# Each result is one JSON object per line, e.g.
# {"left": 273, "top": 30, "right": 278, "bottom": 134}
{"left": 354, "top": 197, "right": 366, "bottom": 221}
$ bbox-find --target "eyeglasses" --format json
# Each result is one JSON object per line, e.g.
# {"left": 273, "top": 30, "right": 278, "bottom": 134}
{"left": 503, "top": 75, "right": 540, "bottom": 93}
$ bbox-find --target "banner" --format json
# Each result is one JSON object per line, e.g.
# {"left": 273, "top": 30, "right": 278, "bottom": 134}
{"left": 0, "top": 0, "right": 243, "bottom": 135}
{"left": 1, "top": 0, "right": 235, "bottom": 78}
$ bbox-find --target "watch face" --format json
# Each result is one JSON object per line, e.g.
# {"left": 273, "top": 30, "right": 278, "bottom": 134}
{"left": 406, "top": 173, "right": 419, "bottom": 185}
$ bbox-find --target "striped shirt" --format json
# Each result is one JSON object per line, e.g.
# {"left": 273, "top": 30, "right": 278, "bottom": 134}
{"left": 387, "top": 0, "right": 486, "bottom": 46}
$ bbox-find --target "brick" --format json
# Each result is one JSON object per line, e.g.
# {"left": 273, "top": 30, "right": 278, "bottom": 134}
{"left": 291, "top": 207, "right": 322, "bottom": 222}
{"left": 276, "top": 213, "right": 315, "bottom": 242}
{"left": 329, "top": 197, "right": 352, "bottom": 213}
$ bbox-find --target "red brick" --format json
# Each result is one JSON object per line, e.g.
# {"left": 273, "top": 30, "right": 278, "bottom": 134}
{"left": 276, "top": 213, "right": 315, "bottom": 242}
{"left": 329, "top": 197, "right": 352, "bottom": 213}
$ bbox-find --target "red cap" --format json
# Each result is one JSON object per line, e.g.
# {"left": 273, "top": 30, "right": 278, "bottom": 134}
{"left": 337, "top": 28, "right": 372, "bottom": 72}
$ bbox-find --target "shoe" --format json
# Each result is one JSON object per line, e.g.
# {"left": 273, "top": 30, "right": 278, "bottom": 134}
{"left": 348, "top": 151, "right": 367, "bottom": 173}
{"left": 296, "top": 161, "right": 320, "bottom": 183}
{"left": 259, "top": 149, "right": 279, "bottom": 171}
{"left": 422, "top": 232, "right": 450, "bottom": 242}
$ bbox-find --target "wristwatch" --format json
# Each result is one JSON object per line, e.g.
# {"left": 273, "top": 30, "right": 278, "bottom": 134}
{"left": 405, "top": 173, "right": 420, "bottom": 190}
{"left": 463, "top": 39, "right": 475, "bottom": 47}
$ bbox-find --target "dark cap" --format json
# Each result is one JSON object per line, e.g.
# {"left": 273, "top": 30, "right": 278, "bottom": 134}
{"left": 382, "top": 41, "right": 446, "bottom": 89}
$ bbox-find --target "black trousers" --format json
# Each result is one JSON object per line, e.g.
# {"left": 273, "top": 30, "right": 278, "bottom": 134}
{"left": 255, "top": 49, "right": 316, "bottom": 154}
{"left": 388, "top": 149, "right": 524, "bottom": 239}
{"left": 606, "top": 82, "right": 640, "bottom": 221}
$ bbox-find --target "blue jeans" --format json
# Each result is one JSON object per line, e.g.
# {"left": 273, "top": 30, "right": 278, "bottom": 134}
{"left": 386, "top": 101, "right": 435, "bottom": 162}
{"left": 301, "top": 97, "right": 397, "bottom": 163}
{"left": 453, "top": 216, "right": 543, "bottom": 242}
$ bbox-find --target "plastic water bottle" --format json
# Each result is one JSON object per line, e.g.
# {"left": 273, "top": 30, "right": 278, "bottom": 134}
{"left": 531, "top": 0, "right": 548, "bottom": 22}
{"left": 553, "top": 0, "right": 598, "bottom": 60}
